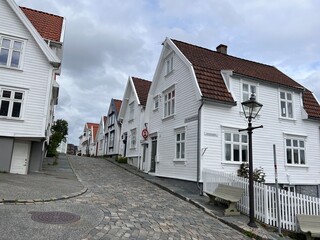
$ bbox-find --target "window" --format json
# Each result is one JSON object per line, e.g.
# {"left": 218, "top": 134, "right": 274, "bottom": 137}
{"left": 0, "top": 36, "right": 24, "bottom": 69}
{"left": 153, "top": 96, "right": 159, "bottom": 110}
{"left": 224, "top": 132, "right": 248, "bottom": 162}
{"left": 165, "top": 55, "right": 173, "bottom": 75}
{"left": 108, "top": 114, "right": 115, "bottom": 126}
{"left": 109, "top": 131, "right": 114, "bottom": 148}
{"left": 280, "top": 91, "right": 293, "bottom": 118}
{"left": 242, "top": 83, "right": 257, "bottom": 113}
{"left": 0, "top": 89, "right": 24, "bottom": 119}
{"left": 283, "top": 185, "right": 296, "bottom": 194}
{"left": 176, "top": 131, "right": 185, "bottom": 160}
{"left": 130, "top": 128, "right": 136, "bottom": 149}
{"left": 129, "top": 102, "right": 134, "bottom": 121}
{"left": 164, "top": 89, "right": 175, "bottom": 118}
{"left": 285, "top": 137, "right": 305, "bottom": 165}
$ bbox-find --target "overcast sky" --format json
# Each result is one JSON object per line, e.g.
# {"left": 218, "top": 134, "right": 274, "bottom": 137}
{"left": 16, "top": 0, "right": 320, "bottom": 145}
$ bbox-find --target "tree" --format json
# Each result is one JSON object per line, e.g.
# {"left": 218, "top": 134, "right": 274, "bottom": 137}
{"left": 47, "top": 119, "right": 68, "bottom": 158}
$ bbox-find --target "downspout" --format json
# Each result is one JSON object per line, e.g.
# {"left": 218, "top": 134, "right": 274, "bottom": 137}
{"left": 197, "top": 99, "right": 204, "bottom": 195}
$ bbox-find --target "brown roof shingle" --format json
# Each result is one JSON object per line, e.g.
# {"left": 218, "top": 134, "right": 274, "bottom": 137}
{"left": 113, "top": 99, "right": 122, "bottom": 114}
{"left": 172, "top": 39, "right": 320, "bottom": 120}
{"left": 132, "top": 77, "right": 152, "bottom": 106}
{"left": 20, "top": 6, "right": 64, "bottom": 42}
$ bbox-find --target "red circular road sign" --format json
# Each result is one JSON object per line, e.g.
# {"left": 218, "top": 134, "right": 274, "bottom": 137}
{"left": 142, "top": 128, "right": 149, "bottom": 139}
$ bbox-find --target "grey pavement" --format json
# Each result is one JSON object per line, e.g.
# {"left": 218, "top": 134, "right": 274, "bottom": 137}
{"left": 0, "top": 154, "right": 294, "bottom": 239}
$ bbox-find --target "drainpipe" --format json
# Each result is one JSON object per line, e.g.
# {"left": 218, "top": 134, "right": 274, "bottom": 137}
{"left": 197, "top": 99, "right": 204, "bottom": 195}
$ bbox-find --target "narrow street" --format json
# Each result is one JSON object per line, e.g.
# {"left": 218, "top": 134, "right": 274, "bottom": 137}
{"left": 0, "top": 156, "right": 249, "bottom": 240}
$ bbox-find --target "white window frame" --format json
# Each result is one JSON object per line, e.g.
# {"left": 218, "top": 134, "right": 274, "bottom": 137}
{"left": 0, "top": 35, "right": 25, "bottom": 69}
{"left": 109, "top": 131, "right": 114, "bottom": 148}
{"left": 223, "top": 129, "right": 248, "bottom": 163}
{"left": 130, "top": 128, "right": 137, "bottom": 149}
{"left": 0, "top": 87, "right": 26, "bottom": 120}
{"left": 108, "top": 114, "right": 115, "bottom": 126}
{"left": 285, "top": 136, "right": 306, "bottom": 166}
{"left": 175, "top": 129, "right": 186, "bottom": 161}
{"left": 165, "top": 55, "right": 173, "bottom": 75}
{"left": 153, "top": 95, "right": 159, "bottom": 110}
{"left": 241, "top": 82, "right": 258, "bottom": 114}
{"left": 279, "top": 90, "right": 294, "bottom": 119}
{"left": 163, "top": 88, "right": 175, "bottom": 118}
{"left": 129, "top": 102, "right": 134, "bottom": 121}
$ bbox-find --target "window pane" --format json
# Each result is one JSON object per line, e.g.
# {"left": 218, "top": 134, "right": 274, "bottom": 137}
{"left": 10, "top": 51, "right": 20, "bottom": 68}
{"left": 14, "top": 92, "right": 23, "bottom": 100}
{"left": 225, "top": 144, "right": 231, "bottom": 161}
{"left": 242, "top": 146, "right": 247, "bottom": 162}
{"left": 13, "top": 41, "right": 22, "bottom": 50}
{"left": 242, "top": 135, "right": 247, "bottom": 143}
{"left": 300, "top": 150, "right": 305, "bottom": 164}
{"left": 287, "top": 149, "right": 292, "bottom": 164}
{"left": 225, "top": 133, "right": 231, "bottom": 141}
{"left": 299, "top": 141, "right": 304, "bottom": 148}
{"left": 0, "top": 48, "right": 9, "bottom": 65}
{"left": 281, "top": 101, "right": 286, "bottom": 117}
{"left": 2, "top": 39, "right": 10, "bottom": 48}
{"left": 171, "top": 98, "right": 175, "bottom": 114}
{"left": 250, "top": 85, "right": 256, "bottom": 94}
{"left": 286, "top": 139, "right": 291, "bottom": 146}
{"left": 293, "top": 140, "right": 298, "bottom": 147}
{"left": 234, "top": 144, "right": 240, "bottom": 161}
{"left": 293, "top": 149, "right": 299, "bottom": 164}
{"left": 243, "top": 93, "right": 249, "bottom": 101}
{"left": 181, "top": 142, "right": 185, "bottom": 158}
{"left": 2, "top": 90, "right": 11, "bottom": 98}
{"left": 243, "top": 84, "right": 248, "bottom": 92}
{"left": 0, "top": 100, "right": 9, "bottom": 116}
{"left": 164, "top": 102, "right": 167, "bottom": 117}
{"left": 280, "top": 92, "right": 285, "bottom": 99}
{"left": 233, "top": 134, "right": 239, "bottom": 142}
{"left": 287, "top": 102, "right": 293, "bottom": 118}
{"left": 172, "top": 90, "right": 175, "bottom": 97}
{"left": 181, "top": 132, "right": 185, "bottom": 140}
{"left": 176, "top": 143, "right": 180, "bottom": 158}
{"left": 176, "top": 133, "right": 180, "bottom": 141}
{"left": 168, "top": 101, "right": 171, "bottom": 115}
{"left": 287, "top": 93, "right": 292, "bottom": 100}
{"left": 12, "top": 102, "right": 21, "bottom": 118}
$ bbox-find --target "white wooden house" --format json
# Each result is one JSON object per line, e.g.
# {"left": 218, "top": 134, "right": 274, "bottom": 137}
{"left": 118, "top": 76, "right": 151, "bottom": 169}
{"left": 95, "top": 116, "right": 107, "bottom": 156}
{"left": 0, "top": 0, "right": 66, "bottom": 174}
{"left": 105, "top": 98, "right": 122, "bottom": 158}
{"left": 78, "top": 122, "right": 99, "bottom": 156}
{"left": 144, "top": 38, "right": 320, "bottom": 197}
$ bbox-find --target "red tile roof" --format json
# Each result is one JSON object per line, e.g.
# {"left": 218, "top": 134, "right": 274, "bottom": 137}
{"left": 172, "top": 39, "right": 320, "bottom": 120}
{"left": 132, "top": 77, "right": 152, "bottom": 106}
{"left": 113, "top": 99, "right": 122, "bottom": 113}
{"left": 20, "top": 6, "right": 64, "bottom": 42}
{"left": 87, "top": 123, "right": 99, "bottom": 140}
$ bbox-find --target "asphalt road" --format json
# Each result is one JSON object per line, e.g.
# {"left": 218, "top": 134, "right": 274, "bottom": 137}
{"left": 0, "top": 156, "right": 249, "bottom": 240}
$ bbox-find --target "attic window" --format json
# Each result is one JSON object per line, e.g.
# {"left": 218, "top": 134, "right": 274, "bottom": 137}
{"left": 0, "top": 36, "right": 24, "bottom": 69}
{"left": 165, "top": 55, "right": 173, "bottom": 75}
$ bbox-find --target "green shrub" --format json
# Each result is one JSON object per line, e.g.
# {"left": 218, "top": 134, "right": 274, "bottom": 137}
{"left": 237, "top": 163, "right": 266, "bottom": 183}
{"left": 116, "top": 156, "right": 127, "bottom": 164}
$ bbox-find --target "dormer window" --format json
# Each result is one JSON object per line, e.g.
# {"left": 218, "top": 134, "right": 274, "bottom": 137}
{"left": 242, "top": 82, "right": 258, "bottom": 114}
{"left": 165, "top": 55, "right": 173, "bottom": 75}
{"left": 280, "top": 91, "right": 293, "bottom": 118}
{"left": 0, "top": 36, "right": 24, "bottom": 69}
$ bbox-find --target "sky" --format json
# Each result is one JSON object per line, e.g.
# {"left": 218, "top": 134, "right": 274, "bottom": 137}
{"left": 15, "top": 0, "right": 320, "bottom": 145}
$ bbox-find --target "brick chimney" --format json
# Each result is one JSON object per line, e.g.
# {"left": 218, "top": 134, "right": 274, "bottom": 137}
{"left": 216, "top": 44, "right": 227, "bottom": 54}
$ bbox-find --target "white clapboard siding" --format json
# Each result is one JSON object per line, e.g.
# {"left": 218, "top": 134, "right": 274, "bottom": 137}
{"left": 0, "top": 1, "right": 53, "bottom": 138}
{"left": 201, "top": 76, "right": 320, "bottom": 185}
{"left": 146, "top": 46, "right": 200, "bottom": 181}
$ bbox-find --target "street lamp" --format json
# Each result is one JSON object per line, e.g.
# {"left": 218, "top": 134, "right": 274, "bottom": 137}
{"left": 239, "top": 93, "right": 263, "bottom": 228}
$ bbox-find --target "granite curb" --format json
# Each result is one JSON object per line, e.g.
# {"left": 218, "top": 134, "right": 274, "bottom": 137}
{"left": 106, "top": 158, "right": 278, "bottom": 240}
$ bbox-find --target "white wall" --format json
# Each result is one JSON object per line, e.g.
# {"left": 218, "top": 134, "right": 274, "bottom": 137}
{"left": 0, "top": 1, "right": 54, "bottom": 138}
{"left": 201, "top": 76, "right": 320, "bottom": 185}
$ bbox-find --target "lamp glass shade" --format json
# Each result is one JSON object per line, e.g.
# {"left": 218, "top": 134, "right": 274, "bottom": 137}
{"left": 241, "top": 94, "right": 263, "bottom": 119}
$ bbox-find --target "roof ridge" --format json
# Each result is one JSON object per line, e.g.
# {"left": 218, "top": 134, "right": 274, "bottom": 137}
{"left": 19, "top": 6, "right": 63, "bottom": 19}
{"left": 171, "top": 38, "right": 278, "bottom": 69}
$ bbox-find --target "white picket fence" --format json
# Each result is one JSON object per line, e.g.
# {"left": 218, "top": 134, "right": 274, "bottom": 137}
{"left": 202, "top": 168, "right": 320, "bottom": 231}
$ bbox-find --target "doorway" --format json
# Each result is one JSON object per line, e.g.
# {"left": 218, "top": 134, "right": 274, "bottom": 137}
{"left": 10, "top": 140, "right": 31, "bottom": 174}
{"left": 150, "top": 136, "right": 157, "bottom": 172}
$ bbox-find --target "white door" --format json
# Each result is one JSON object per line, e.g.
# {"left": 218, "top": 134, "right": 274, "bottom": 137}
{"left": 10, "top": 140, "right": 30, "bottom": 175}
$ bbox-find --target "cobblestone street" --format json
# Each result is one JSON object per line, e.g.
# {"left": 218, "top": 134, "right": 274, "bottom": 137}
{"left": 68, "top": 156, "right": 248, "bottom": 240}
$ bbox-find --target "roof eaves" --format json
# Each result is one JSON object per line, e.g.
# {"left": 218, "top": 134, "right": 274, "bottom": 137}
{"left": 202, "top": 97, "right": 237, "bottom": 106}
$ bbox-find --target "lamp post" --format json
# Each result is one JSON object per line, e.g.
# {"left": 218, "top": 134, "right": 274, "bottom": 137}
{"left": 239, "top": 93, "right": 263, "bottom": 228}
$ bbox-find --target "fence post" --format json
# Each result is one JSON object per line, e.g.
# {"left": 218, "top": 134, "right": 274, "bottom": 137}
{"left": 273, "top": 144, "right": 281, "bottom": 235}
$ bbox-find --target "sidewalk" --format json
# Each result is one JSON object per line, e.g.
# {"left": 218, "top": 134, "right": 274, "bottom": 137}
{"left": 106, "top": 158, "right": 293, "bottom": 240}
{"left": 0, "top": 154, "right": 86, "bottom": 203}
